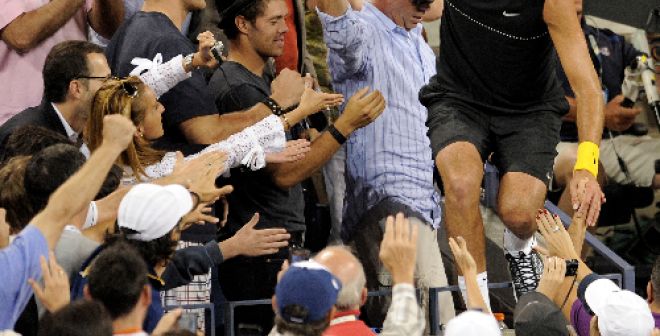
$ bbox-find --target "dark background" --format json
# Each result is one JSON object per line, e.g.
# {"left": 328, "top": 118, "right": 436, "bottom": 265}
{"left": 584, "top": 0, "right": 659, "bottom": 29}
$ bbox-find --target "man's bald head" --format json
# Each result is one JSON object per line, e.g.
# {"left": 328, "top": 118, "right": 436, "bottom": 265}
{"left": 314, "top": 246, "right": 367, "bottom": 311}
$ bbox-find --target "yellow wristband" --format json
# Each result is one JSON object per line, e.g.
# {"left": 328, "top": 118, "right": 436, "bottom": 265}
{"left": 573, "top": 141, "right": 599, "bottom": 178}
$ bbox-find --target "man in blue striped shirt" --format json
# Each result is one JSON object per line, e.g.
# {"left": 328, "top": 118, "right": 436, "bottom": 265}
{"left": 317, "top": 0, "right": 455, "bottom": 327}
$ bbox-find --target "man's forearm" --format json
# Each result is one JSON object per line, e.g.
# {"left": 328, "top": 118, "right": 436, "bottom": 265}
{"left": 181, "top": 105, "right": 271, "bottom": 145}
{"left": 31, "top": 144, "right": 123, "bottom": 249}
{"left": 575, "top": 93, "right": 604, "bottom": 145}
{"left": 1, "top": 0, "right": 85, "bottom": 53}
{"left": 271, "top": 132, "right": 341, "bottom": 189}
{"left": 89, "top": 0, "right": 124, "bottom": 39}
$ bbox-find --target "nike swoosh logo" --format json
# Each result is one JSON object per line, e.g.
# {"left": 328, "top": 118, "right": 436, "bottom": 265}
{"left": 502, "top": 11, "right": 520, "bottom": 17}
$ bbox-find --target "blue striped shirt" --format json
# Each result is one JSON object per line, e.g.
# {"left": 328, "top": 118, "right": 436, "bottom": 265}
{"left": 318, "top": 4, "right": 441, "bottom": 238}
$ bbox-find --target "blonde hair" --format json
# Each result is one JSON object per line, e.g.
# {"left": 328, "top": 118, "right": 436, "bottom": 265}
{"left": 85, "top": 76, "right": 164, "bottom": 180}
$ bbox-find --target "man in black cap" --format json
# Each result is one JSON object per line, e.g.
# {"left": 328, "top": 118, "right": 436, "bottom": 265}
{"left": 515, "top": 256, "right": 574, "bottom": 336}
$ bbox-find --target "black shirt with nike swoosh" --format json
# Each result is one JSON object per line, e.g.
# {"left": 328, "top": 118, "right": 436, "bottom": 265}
{"left": 420, "top": 0, "right": 567, "bottom": 114}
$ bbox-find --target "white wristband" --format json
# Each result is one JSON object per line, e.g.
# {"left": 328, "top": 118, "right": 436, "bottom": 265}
{"left": 82, "top": 201, "right": 98, "bottom": 229}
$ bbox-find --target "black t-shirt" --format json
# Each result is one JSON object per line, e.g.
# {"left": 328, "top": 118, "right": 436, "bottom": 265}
{"left": 208, "top": 62, "right": 305, "bottom": 234}
{"left": 105, "top": 12, "right": 217, "bottom": 151}
{"left": 420, "top": 0, "right": 566, "bottom": 114}
{"left": 557, "top": 22, "right": 642, "bottom": 141}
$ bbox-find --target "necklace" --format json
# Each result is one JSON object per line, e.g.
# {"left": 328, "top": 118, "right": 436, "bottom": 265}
{"left": 445, "top": 0, "right": 549, "bottom": 41}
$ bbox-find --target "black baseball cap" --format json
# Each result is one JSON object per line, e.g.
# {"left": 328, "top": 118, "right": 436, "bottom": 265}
{"left": 514, "top": 292, "right": 571, "bottom": 336}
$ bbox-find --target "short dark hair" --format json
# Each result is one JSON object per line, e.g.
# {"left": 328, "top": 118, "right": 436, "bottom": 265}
{"left": 24, "top": 144, "right": 86, "bottom": 213}
{"left": 43, "top": 40, "right": 104, "bottom": 103}
{"left": 0, "top": 125, "right": 71, "bottom": 163}
{"left": 652, "top": 256, "right": 660, "bottom": 302}
{"left": 105, "top": 228, "right": 178, "bottom": 269}
{"left": 38, "top": 300, "right": 113, "bottom": 336}
{"left": 274, "top": 306, "right": 331, "bottom": 336}
{"left": 87, "top": 242, "right": 149, "bottom": 319}
{"left": 217, "top": 0, "right": 271, "bottom": 39}
{"left": 0, "top": 156, "right": 33, "bottom": 233}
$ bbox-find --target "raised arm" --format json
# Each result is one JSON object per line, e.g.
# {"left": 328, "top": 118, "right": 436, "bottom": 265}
{"left": 1, "top": 0, "right": 86, "bottom": 53}
{"left": 30, "top": 115, "right": 135, "bottom": 249}
{"left": 88, "top": 0, "right": 124, "bottom": 39}
{"left": 449, "top": 236, "right": 489, "bottom": 312}
{"left": 544, "top": 0, "right": 605, "bottom": 226}
{"left": 379, "top": 213, "right": 425, "bottom": 335}
{"left": 316, "top": 0, "right": 372, "bottom": 80}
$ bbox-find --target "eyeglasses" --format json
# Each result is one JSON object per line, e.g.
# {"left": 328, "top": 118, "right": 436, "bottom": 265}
{"left": 75, "top": 74, "right": 115, "bottom": 81}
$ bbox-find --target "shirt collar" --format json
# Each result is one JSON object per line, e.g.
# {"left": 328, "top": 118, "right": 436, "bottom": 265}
{"left": 364, "top": 3, "right": 422, "bottom": 35}
{"left": 51, "top": 103, "right": 79, "bottom": 142}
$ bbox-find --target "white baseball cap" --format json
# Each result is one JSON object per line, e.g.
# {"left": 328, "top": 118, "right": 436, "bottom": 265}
{"left": 444, "top": 310, "right": 502, "bottom": 336}
{"left": 118, "top": 183, "right": 194, "bottom": 241}
{"left": 584, "top": 278, "right": 655, "bottom": 336}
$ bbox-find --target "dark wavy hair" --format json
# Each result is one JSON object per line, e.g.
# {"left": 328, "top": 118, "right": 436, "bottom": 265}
{"left": 104, "top": 224, "right": 178, "bottom": 268}
{"left": 217, "top": 0, "right": 270, "bottom": 39}
{"left": 87, "top": 242, "right": 149, "bottom": 319}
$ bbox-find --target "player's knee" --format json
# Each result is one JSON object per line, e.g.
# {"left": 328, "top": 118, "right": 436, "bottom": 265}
{"left": 499, "top": 205, "right": 536, "bottom": 238}
{"left": 443, "top": 174, "right": 481, "bottom": 205}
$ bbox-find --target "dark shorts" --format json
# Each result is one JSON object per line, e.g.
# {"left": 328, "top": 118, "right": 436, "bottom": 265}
{"left": 426, "top": 98, "right": 564, "bottom": 186}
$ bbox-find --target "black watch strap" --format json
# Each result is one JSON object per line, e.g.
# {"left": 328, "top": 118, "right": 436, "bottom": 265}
{"left": 327, "top": 124, "right": 347, "bottom": 144}
{"left": 261, "top": 97, "right": 284, "bottom": 116}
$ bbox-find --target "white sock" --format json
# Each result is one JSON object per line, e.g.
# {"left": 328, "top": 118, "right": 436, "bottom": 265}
{"left": 504, "top": 228, "right": 536, "bottom": 255}
{"left": 458, "top": 271, "right": 491, "bottom": 310}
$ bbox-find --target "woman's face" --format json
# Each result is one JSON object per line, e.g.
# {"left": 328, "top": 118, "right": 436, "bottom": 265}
{"left": 139, "top": 86, "right": 165, "bottom": 140}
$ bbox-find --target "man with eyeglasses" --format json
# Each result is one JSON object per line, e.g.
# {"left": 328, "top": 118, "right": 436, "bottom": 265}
{"left": 315, "top": 0, "right": 455, "bottom": 328}
{"left": 0, "top": 40, "right": 111, "bottom": 157}
{"left": 0, "top": 0, "right": 124, "bottom": 124}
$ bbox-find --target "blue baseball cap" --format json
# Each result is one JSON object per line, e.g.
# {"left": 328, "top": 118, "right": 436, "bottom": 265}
{"left": 275, "top": 261, "right": 342, "bottom": 324}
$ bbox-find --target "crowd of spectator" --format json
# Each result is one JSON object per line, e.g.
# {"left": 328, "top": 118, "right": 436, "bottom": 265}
{"left": 1, "top": 0, "right": 660, "bottom": 335}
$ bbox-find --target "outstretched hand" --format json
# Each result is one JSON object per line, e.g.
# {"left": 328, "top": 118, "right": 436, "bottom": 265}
{"left": 334, "top": 87, "right": 386, "bottom": 135}
{"left": 379, "top": 213, "right": 418, "bottom": 285}
{"left": 536, "top": 210, "right": 579, "bottom": 260}
{"left": 221, "top": 213, "right": 291, "bottom": 259}
{"left": 265, "top": 139, "right": 311, "bottom": 164}
{"left": 448, "top": 236, "right": 477, "bottom": 276}
{"left": 570, "top": 171, "right": 605, "bottom": 226}
{"left": 298, "top": 88, "right": 344, "bottom": 117}
{"left": 180, "top": 202, "right": 218, "bottom": 230}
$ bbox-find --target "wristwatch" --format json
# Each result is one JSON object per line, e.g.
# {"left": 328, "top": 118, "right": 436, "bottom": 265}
{"left": 183, "top": 53, "right": 197, "bottom": 71}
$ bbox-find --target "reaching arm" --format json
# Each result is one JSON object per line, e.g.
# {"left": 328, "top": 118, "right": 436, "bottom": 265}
{"left": 379, "top": 214, "right": 425, "bottom": 335}
{"left": 545, "top": 0, "right": 605, "bottom": 226}
{"left": 270, "top": 88, "right": 384, "bottom": 188}
{"left": 449, "top": 237, "right": 489, "bottom": 312}
{"left": 536, "top": 210, "right": 594, "bottom": 320}
{"left": 30, "top": 115, "right": 135, "bottom": 249}
{"left": 1, "top": 0, "right": 85, "bottom": 53}
{"left": 544, "top": 0, "right": 603, "bottom": 145}
{"left": 88, "top": 0, "right": 124, "bottom": 39}
{"left": 316, "top": 0, "right": 372, "bottom": 80}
